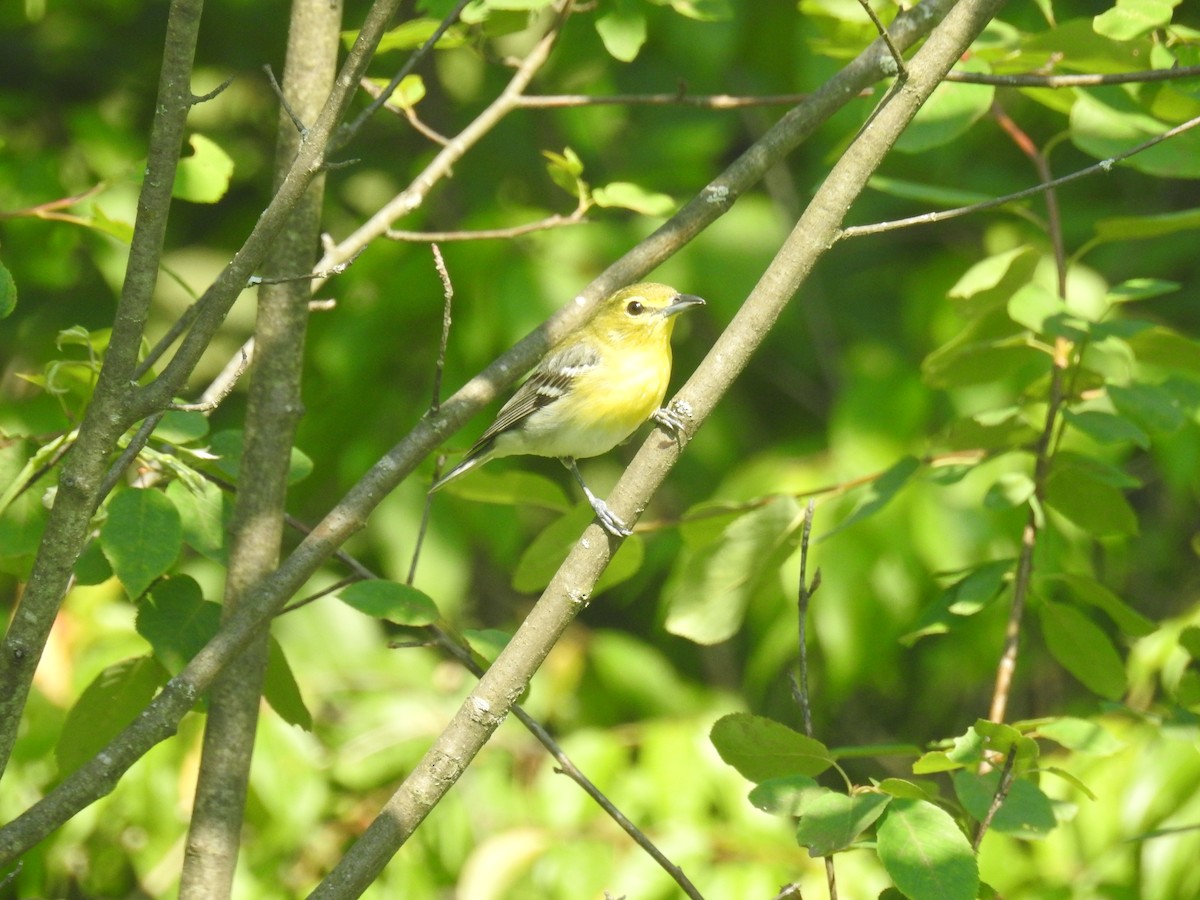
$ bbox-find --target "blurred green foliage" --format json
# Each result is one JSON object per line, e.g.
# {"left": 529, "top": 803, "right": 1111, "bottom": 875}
{"left": 3, "top": 0, "right": 1200, "bottom": 897}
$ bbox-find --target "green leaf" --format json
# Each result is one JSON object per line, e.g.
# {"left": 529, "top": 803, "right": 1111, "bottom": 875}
{"left": 462, "top": 628, "right": 511, "bottom": 664}
{"left": 1034, "top": 717, "right": 1124, "bottom": 755}
{"left": 657, "top": 0, "right": 732, "bottom": 20}
{"left": 901, "top": 559, "right": 1013, "bottom": 645}
{"left": 1041, "top": 572, "right": 1155, "bottom": 636}
{"left": 56, "top": 656, "right": 169, "bottom": 776}
{"left": 1127, "top": 326, "right": 1200, "bottom": 375}
{"left": 1180, "top": 625, "right": 1200, "bottom": 661}
{"left": 827, "top": 455, "right": 920, "bottom": 536}
{"left": 1070, "top": 87, "right": 1200, "bottom": 179}
{"left": 0, "top": 260, "right": 16, "bottom": 319}
{"left": 972, "top": 719, "right": 1039, "bottom": 762}
{"left": 877, "top": 778, "right": 941, "bottom": 802}
{"left": 794, "top": 790, "right": 891, "bottom": 856}
{"left": 867, "top": 175, "right": 992, "bottom": 209}
{"left": 1105, "top": 277, "right": 1181, "bottom": 304}
{"left": 1094, "top": 208, "right": 1200, "bottom": 243}
{"left": 1063, "top": 408, "right": 1149, "bottom": 449}
{"left": 947, "top": 247, "right": 1041, "bottom": 316}
{"left": 153, "top": 409, "right": 210, "bottom": 445}
{"left": 137, "top": 576, "right": 219, "bottom": 674}
{"left": 710, "top": 713, "right": 835, "bottom": 781}
{"left": 748, "top": 775, "right": 823, "bottom": 816}
{"left": 953, "top": 771, "right": 1058, "bottom": 839}
{"left": 983, "top": 473, "right": 1035, "bottom": 510}
{"left": 665, "top": 497, "right": 806, "bottom": 644}
{"left": 877, "top": 799, "right": 979, "bottom": 900}
{"left": 338, "top": 580, "right": 440, "bottom": 626}
{"left": 172, "top": 134, "right": 235, "bottom": 204}
{"left": 922, "top": 333, "right": 1044, "bottom": 390}
{"left": 100, "top": 488, "right": 182, "bottom": 598}
{"left": 895, "top": 57, "right": 994, "bottom": 154}
{"left": 1094, "top": 0, "right": 1178, "bottom": 41}
{"left": 438, "top": 466, "right": 570, "bottom": 511}
{"left": 166, "top": 478, "right": 229, "bottom": 563}
{"left": 73, "top": 540, "right": 113, "bottom": 585}
{"left": 1037, "top": 600, "right": 1128, "bottom": 700}
{"left": 364, "top": 19, "right": 467, "bottom": 52}
{"left": 593, "top": 182, "right": 675, "bottom": 216}
{"left": 1043, "top": 462, "right": 1138, "bottom": 537}
{"left": 595, "top": 6, "right": 647, "bottom": 61}
{"left": 512, "top": 504, "right": 644, "bottom": 594}
{"left": 366, "top": 74, "right": 426, "bottom": 110}
{"left": 209, "top": 430, "right": 314, "bottom": 485}
{"left": 264, "top": 638, "right": 313, "bottom": 730}
{"left": 1107, "top": 381, "right": 1185, "bottom": 434}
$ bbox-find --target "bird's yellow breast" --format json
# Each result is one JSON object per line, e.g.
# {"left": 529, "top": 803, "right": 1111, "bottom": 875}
{"left": 504, "top": 341, "right": 672, "bottom": 460}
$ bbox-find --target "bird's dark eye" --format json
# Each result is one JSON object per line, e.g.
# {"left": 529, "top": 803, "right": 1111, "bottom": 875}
{"left": 626, "top": 299, "right": 645, "bottom": 316}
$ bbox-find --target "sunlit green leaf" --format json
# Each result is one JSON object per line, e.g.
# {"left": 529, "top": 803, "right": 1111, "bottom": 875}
{"left": 172, "top": 134, "right": 235, "bottom": 204}
{"left": 711, "top": 713, "right": 835, "bottom": 781}
{"left": 749, "top": 774, "right": 823, "bottom": 815}
{"left": 1044, "top": 462, "right": 1138, "bottom": 537}
{"left": 953, "top": 770, "right": 1058, "bottom": 839}
{"left": 877, "top": 799, "right": 979, "bottom": 900}
{"left": 338, "top": 580, "right": 440, "bottom": 626}
{"left": 264, "top": 638, "right": 313, "bottom": 730}
{"left": 794, "top": 790, "right": 890, "bottom": 856}
{"left": 593, "top": 181, "right": 675, "bottom": 216}
{"left": 666, "top": 496, "right": 805, "bottom": 644}
{"left": 1107, "top": 381, "right": 1185, "bottom": 434}
{"left": 826, "top": 455, "right": 920, "bottom": 536}
{"left": 895, "top": 57, "right": 994, "bottom": 154}
{"left": 512, "top": 504, "right": 644, "bottom": 594}
{"left": 595, "top": 6, "right": 647, "bottom": 61}
{"left": 1033, "top": 717, "right": 1124, "bottom": 756}
{"left": 1063, "top": 408, "right": 1149, "bottom": 448}
{"left": 1094, "top": 0, "right": 1178, "bottom": 41}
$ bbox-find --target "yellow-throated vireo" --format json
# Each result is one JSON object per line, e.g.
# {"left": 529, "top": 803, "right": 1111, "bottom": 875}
{"left": 430, "top": 283, "right": 704, "bottom": 536}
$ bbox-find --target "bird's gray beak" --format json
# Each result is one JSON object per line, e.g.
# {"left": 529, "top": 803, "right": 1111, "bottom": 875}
{"left": 663, "top": 293, "right": 705, "bottom": 317}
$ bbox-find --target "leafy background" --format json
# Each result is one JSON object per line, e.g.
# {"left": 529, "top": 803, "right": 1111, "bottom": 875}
{"left": 3, "top": 0, "right": 1200, "bottom": 897}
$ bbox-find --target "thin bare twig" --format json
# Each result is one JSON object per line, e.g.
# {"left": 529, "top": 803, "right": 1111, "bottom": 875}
{"left": 856, "top": 0, "right": 907, "bottom": 78}
{"left": 945, "top": 63, "right": 1200, "bottom": 87}
{"left": 972, "top": 747, "right": 1017, "bottom": 850}
{"left": 190, "top": 75, "right": 236, "bottom": 105}
{"left": 358, "top": 77, "right": 451, "bottom": 145}
{"left": 386, "top": 208, "right": 588, "bottom": 242}
{"left": 840, "top": 113, "right": 1200, "bottom": 240}
{"left": 97, "top": 412, "right": 167, "bottom": 499}
{"left": 338, "top": 0, "right": 476, "bottom": 146}
{"left": 991, "top": 102, "right": 1066, "bottom": 294}
{"left": 406, "top": 246, "right": 455, "bottom": 586}
{"left": 790, "top": 501, "right": 820, "bottom": 737}
{"left": 172, "top": 349, "right": 249, "bottom": 412}
{"left": 262, "top": 64, "right": 308, "bottom": 137}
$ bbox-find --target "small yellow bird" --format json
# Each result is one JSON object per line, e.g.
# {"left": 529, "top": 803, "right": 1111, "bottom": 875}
{"left": 430, "top": 283, "right": 704, "bottom": 536}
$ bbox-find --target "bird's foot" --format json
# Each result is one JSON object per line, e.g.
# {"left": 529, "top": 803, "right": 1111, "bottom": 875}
{"left": 589, "top": 496, "right": 633, "bottom": 537}
{"left": 651, "top": 399, "right": 694, "bottom": 438}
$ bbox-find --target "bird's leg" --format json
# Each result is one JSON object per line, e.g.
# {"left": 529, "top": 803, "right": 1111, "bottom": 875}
{"left": 562, "top": 457, "right": 632, "bottom": 537}
{"left": 651, "top": 397, "right": 695, "bottom": 438}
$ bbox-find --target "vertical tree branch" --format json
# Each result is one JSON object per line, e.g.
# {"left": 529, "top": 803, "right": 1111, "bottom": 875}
{"left": 0, "top": 0, "right": 204, "bottom": 779}
{"left": 178, "top": 0, "right": 344, "bottom": 895}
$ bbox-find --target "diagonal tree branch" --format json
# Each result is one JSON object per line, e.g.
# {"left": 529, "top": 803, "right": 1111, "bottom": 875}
{"left": 308, "top": 0, "right": 1008, "bottom": 894}
{"left": 0, "top": 0, "right": 959, "bottom": 863}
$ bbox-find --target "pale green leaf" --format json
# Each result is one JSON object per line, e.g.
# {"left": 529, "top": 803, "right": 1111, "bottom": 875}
{"left": 173, "top": 134, "right": 235, "bottom": 204}
{"left": 0, "top": 260, "right": 18, "bottom": 319}
{"left": 512, "top": 504, "right": 644, "bottom": 594}
{"left": 665, "top": 497, "right": 805, "bottom": 644}
{"left": 593, "top": 181, "right": 675, "bottom": 216}
{"left": 1094, "top": 0, "right": 1178, "bottom": 41}
{"left": 595, "top": 7, "right": 647, "bottom": 61}
{"left": 954, "top": 771, "right": 1058, "bottom": 839}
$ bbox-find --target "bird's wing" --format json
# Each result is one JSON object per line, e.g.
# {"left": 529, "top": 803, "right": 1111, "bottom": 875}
{"left": 476, "top": 341, "right": 600, "bottom": 445}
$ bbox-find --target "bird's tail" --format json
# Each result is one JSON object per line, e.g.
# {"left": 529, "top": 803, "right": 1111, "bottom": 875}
{"left": 428, "top": 442, "right": 494, "bottom": 493}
